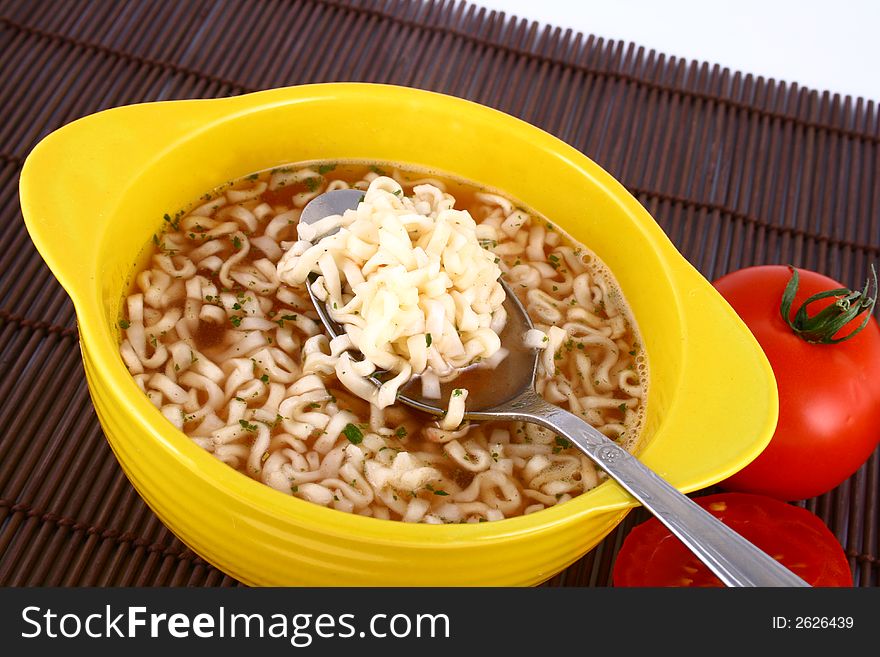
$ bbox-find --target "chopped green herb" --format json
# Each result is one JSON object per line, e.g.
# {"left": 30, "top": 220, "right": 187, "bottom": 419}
{"left": 618, "top": 403, "right": 628, "bottom": 414}
{"left": 317, "top": 163, "right": 337, "bottom": 174}
{"left": 232, "top": 236, "right": 242, "bottom": 250}
{"left": 230, "top": 316, "right": 242, "bottom": 327}
{"left": 452, "top": 388, "right": 463, "bottom": 397}
{"left": 119, "top": 319, "right": 130, "bottom": 329}
{"left": 369, "top": 165, "right": 387, "bottom": 175}
{"left": 246, "top": 173, "right": 259, "bottom": 181}
{"left": 304, "top": 177, "right": 321, "bottom": 192}
{"left": 342, "top": 423, "right": 364, "bottom": 444}
{"left": 555, "top": 436, "right": 572, "bottom": 449}
{"left": 162, "top": 212, "right": 180, "bottom": 231}
{"left": 239, "top": 419, "right": 258, "bottom": 432}
{"left": 281, "top": 314, "right": 298, "bottom": 321}
{"left": 425, "top": 483, "right": 449, "bottom": 496}
{"left": 395, "top": 426, "right": 407, "bottom": 438}
{"left": 260, "top": 374, "right": 269, "bottom": 383}
{"left": 425, "top": 333, "right": 432, "bottom": 347}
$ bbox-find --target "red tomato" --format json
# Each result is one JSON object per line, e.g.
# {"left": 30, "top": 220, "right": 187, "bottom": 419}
{"left": 612, "top": 493, "right": 853, "bottom": 587}
{"left": 713, "top": 265, "right": 880, "bottom": 501}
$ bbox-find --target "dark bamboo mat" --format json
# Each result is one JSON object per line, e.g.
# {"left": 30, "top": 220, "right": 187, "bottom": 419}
{"left": 0, "top": 0, "right": 877, "bottom": 587}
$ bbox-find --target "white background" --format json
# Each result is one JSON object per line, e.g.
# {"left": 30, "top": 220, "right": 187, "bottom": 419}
{"left": 473, "top": 0, "right": 880, "bottom": 102}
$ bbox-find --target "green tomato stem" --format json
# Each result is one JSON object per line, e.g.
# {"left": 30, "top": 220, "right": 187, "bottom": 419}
{"left": 780, "top": 264, "right": 877, "bottom": 344}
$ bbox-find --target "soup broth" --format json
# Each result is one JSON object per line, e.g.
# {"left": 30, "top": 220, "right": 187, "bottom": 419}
{"left": 118, "top": 161, "right": 647, "bottom": 523}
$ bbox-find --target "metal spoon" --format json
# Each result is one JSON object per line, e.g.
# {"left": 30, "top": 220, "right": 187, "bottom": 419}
{"left": 300, "top": 189, "right": 810, "bottom": 587}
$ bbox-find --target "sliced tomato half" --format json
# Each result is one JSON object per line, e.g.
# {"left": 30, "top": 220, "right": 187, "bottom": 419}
{"left": 612, "top": 493, "right": 853, "bottom": 587}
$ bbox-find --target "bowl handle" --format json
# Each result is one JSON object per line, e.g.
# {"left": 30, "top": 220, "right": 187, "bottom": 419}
{"left": 19, "top": 99, "right": 232, "bottom": 299}
{"left": 641, "top": 262, "right": 779, "bottom": 486}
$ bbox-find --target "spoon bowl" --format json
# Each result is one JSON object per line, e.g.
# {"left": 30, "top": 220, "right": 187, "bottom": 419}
{"left": 301, "top": 189, "right": 540, "bottom": 415}
{"left": 299, "top": 188, "right": 810, "bottom": 588}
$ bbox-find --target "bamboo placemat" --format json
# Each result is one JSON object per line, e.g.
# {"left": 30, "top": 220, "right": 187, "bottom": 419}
{"left": 0, "top": 0, "right": 877, "bottom": 587}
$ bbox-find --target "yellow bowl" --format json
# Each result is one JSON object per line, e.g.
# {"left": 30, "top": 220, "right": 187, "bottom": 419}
{"left": 20, "top": 83, "right": 777, "bottom": 586}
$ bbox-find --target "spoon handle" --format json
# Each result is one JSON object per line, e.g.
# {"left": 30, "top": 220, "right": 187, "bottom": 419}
{"left": 516, "top": 396, "right": 810, "bottom": 587}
